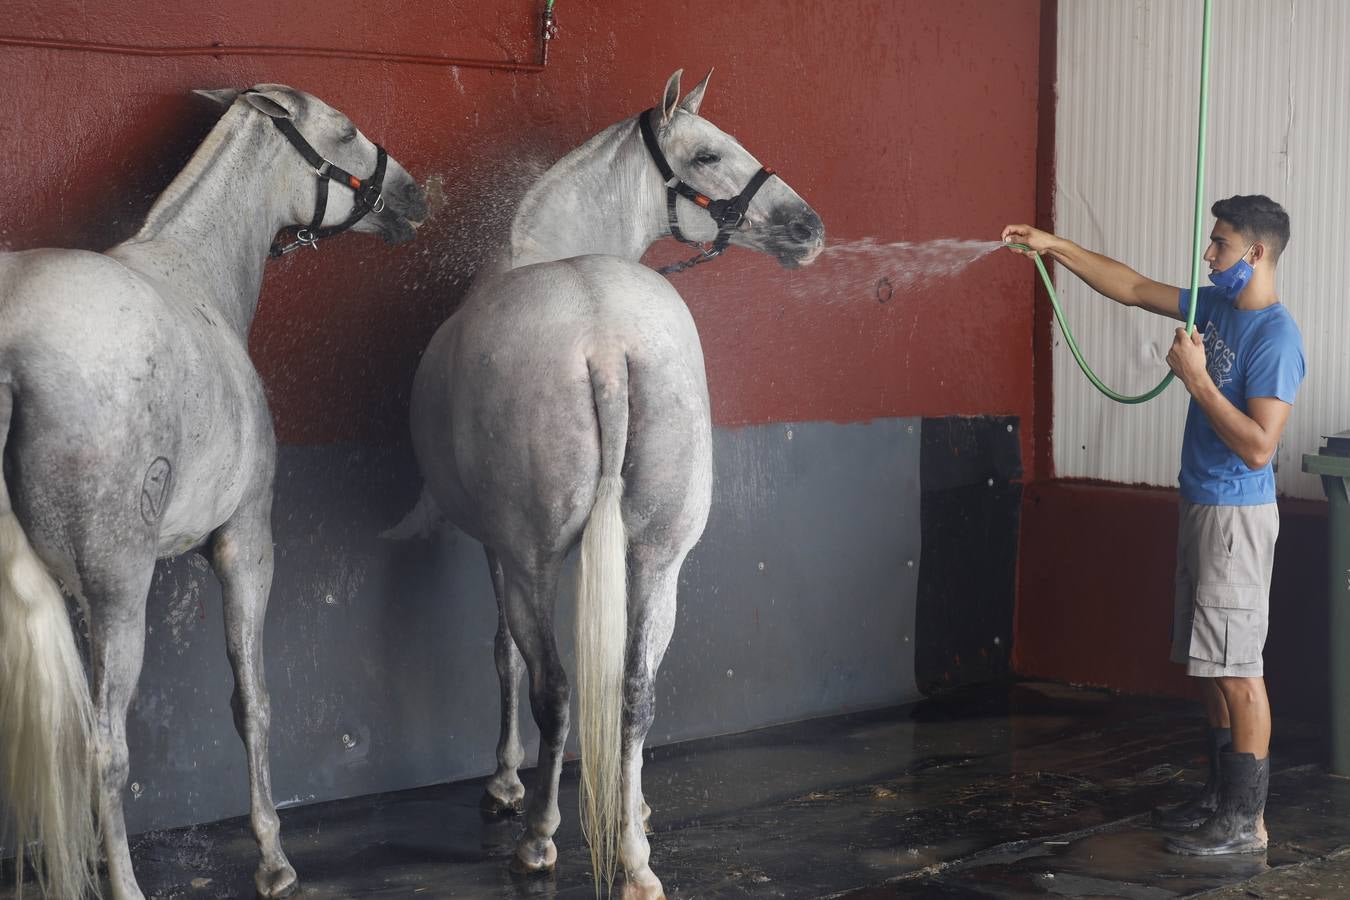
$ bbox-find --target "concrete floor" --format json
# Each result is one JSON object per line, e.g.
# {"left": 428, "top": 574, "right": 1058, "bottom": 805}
{"left": 5, "top": 679, "right": 1350, "bottom": 898}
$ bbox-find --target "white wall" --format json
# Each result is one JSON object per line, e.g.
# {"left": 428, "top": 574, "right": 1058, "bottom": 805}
{"left": 1054, "top": 0, "right": 1348, "bottom": 499}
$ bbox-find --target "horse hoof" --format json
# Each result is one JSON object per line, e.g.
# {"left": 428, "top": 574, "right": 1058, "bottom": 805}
{"left": 510, "top": 838, "right": 558, "bottom": 874}
{"left": 254, "top": 861, "right": 299, "bottom": 899}
{"left": 616, "top": 872, "right": 665, "bottom": 900}
{"left": 480, "top": 789, "right": 525, "bottom": 819}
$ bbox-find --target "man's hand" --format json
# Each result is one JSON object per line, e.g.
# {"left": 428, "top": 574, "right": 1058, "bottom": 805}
{"left": 1001, "top": 224, "right": 1060, "bottom": 256}
{"left": 1167, "top": 327, "right": 1209, "bottom": 391}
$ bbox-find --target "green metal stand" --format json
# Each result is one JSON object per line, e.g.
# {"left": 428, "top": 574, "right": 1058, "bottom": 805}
{"left": 1304, "top": 435, "right": 1350, "bottom": 776}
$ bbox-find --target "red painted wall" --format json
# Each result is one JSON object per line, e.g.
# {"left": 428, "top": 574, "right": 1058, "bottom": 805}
{"left": 1015, "top": 482, "right": 1331, "bottom": 722}
{"left": 0, "top": 1, "right": 1045, "bottom": 461}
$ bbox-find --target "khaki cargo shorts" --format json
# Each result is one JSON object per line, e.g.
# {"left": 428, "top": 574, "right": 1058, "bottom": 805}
{"left": 1171, "top": 500, "right": 1278, "bottom": 678}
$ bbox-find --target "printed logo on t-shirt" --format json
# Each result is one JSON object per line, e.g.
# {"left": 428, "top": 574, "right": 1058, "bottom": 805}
{"left": 1202, "top": 322, "right": 1236, "bottom": 389}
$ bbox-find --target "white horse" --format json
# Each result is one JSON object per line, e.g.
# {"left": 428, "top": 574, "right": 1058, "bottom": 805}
{"left": 0, "top": 85, "right": 425, "bottom": 900}
{"left": 401, "top": 69, "right": 822, "bottom": 897}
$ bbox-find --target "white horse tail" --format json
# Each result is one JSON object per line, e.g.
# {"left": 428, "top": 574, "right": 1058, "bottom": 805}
{"left": 0, "top": 383, "right": 100, "bottom": 900}
{"left": 380, "top": 485, "right": 444, "bottom": 541}
{"left": 576, "top": 355, "right": 629, "bottom": 893}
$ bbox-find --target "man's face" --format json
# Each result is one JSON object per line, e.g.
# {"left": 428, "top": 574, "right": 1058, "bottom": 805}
{"left": 1203, "top": 219, "right": 1254, "bottom": 273}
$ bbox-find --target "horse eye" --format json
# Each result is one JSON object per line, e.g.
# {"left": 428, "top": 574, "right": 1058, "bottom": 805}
{"left": 339, "top": 127, "right": 358, "bottom": 144}
{"left": 693, "top": 152, "right": 720, "bottom": 166}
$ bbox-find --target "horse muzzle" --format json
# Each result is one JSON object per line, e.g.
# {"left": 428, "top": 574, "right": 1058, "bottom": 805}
{"left": 767, "top": 209, "right": 825, "bottom": 268}
{"left": 376, "top": 179, "right": 429, "bottom": 245}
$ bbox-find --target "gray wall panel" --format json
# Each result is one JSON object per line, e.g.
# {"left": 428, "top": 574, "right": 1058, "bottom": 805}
{"left": 12, "top": 419, "right": 921, "bottom": 837}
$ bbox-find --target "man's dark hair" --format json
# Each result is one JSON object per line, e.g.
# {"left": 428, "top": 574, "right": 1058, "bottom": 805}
{"left": 1211, "top": 194, "right": 1290, "bottom": 263}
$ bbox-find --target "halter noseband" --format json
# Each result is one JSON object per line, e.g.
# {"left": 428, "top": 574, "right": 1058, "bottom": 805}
{"left": 638, "top": 108, "right": 777, "bottom": 275}
{"left": 247, "top": 91, "right": 389, "bottom": 258}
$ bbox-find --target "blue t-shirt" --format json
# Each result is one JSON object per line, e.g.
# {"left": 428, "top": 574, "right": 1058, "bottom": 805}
{"left": 1177, "top": 286, "right": 1305, "bottom": 505}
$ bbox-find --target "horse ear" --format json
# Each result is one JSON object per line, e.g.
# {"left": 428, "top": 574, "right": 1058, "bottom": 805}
{"left": 241, "top": 91, "right": 293, "bottom": 120}
{"left": 679, "top": 68, "right": 713, "bottom": 116}
{"left": 659, "top": 69, "right": 683, "bottom": 126}
{"left": 193, "top": 89, "right": 239, "bottom": 108}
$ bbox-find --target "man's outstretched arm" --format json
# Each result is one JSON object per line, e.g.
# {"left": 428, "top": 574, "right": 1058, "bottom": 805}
{"left": 1002, "top": 224, "right": 1185, "bottom": 321}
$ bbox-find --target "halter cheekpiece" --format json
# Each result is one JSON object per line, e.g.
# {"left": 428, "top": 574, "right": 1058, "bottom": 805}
{"left": 638, "top": 108, "right": 777, "bottom": 275}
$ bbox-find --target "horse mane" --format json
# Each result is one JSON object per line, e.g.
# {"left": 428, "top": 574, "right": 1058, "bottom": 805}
{"left": 132, "top": 102, "right": 256, "bottom": 242}
{"left": 507, "top": 116, "right": 637, "bottom": 252}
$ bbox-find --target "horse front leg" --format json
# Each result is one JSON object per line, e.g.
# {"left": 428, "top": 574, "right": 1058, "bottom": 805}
{"left": 85, "top": 563, "right": 155, "bottom": 900}
{"left": 482, "top": 546, "right": 527, "bottom": 817}
{"left": 616, "top": 555, "right": 682, "bottom": 900}
{"left": 500, "top": 556, "right": 569, "bottom": 874}
{"left": 212, "top": 498, "right": 297, "bottom": 898}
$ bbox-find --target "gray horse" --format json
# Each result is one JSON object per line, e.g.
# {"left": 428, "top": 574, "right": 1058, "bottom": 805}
{"left": 0, "top": 85, "right": 425, "bottom": 900}
{"left": 400, "top": 69, "right": 822, "bottom": 898}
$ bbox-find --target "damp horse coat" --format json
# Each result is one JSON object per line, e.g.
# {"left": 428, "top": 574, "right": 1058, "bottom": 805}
{"left": 0, "top": 86, "right": 425, "bottom": 900}
{"left": 400, "top": 69, "right": 823, "bottom": 898}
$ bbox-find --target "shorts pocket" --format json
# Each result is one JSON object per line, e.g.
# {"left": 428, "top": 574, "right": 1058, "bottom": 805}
{"left": 1190, "top": 584, "right": 1264, "bottom": 666}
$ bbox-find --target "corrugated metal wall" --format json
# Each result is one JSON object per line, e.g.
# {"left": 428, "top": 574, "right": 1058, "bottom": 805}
{"left": 1054, "top": 0, "right": 1346, "bottom": 499}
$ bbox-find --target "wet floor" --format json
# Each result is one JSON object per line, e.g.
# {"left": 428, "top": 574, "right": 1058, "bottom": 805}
{"left": 5, "top": 679, "right": 1349, "bottom": 898}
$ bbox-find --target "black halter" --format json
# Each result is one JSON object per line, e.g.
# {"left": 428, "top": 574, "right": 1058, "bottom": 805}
{"left": 250, "top": 92, "right": 389, "bottom": 258}
{"left": 638, "top": 108, "right": 777, "bottom": 275}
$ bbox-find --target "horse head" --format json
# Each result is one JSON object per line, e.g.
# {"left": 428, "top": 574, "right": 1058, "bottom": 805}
{"left": 646, "top": 69, "right": 824, "bottom": 269}
{"left": 197, "top": 84, "right": 428, "bottom": 249}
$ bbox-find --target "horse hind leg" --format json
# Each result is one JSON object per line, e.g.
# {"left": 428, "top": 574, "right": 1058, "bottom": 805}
{"left": 498, "top": 555, "right": 569, "bottom": 875}
{"left": 615, "top": 552, "right": 684, "bottom": 900}
{"left": 211, "top": 499, "right": 297, "bottom": 898}
{"left": 82, "top": 553, "right": 158, "bottom": 900}
{"left": 481, "top": 546, "right": 527, "bottom": 817}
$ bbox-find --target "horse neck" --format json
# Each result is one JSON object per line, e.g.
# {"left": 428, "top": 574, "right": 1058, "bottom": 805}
{"left": 117, "top": 105, "right": 288, "bottom": 336}
{"left": 501, "top": 116, "right": 666, "bottom": 270}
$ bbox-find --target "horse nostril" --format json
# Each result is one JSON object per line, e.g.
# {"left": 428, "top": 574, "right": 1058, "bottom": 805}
{"left": 789, "top": 214, "right": 823, "bottom": 245}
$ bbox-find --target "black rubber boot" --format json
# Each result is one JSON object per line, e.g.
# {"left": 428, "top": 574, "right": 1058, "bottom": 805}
{"left": 1165, "top": 751, "right": 1269, "bottom": 855}
{"left": 1152, "top": 725, "right": 1231, "bottom": 830}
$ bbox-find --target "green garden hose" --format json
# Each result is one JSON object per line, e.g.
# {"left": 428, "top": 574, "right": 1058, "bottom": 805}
{"left": 1014, "top": 0, "right": 1213, "bottom": 405}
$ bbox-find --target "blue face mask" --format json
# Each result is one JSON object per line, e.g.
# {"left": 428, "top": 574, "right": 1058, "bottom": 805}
{"left": 1208, "top": 245, "right": 1255, "bottom": 300}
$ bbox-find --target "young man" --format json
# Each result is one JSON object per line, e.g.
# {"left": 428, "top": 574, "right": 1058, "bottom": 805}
{"left": 1003, "top": 195, "right": 1305, "bottom": 856}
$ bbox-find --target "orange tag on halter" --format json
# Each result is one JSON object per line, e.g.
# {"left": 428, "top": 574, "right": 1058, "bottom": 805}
{"left": 694, "top": 195, "right": 711, "bottom": 208}
{"left": 348, "top": 176, "right": 362, "bottom": 189}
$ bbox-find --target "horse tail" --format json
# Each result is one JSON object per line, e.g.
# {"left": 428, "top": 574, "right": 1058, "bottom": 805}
{"left": 0, "top": 383, "right": 100, "bottom": 900}
{"left": 576, "top": 354, "right": 629, "bottom": 893}
{"left": 380, "top": 485, "right": 444, "bottom": 541}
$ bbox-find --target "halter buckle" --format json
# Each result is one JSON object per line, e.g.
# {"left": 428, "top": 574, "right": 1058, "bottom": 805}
{"left": 357, "top": 183, "right": 385, "bottom": 213}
